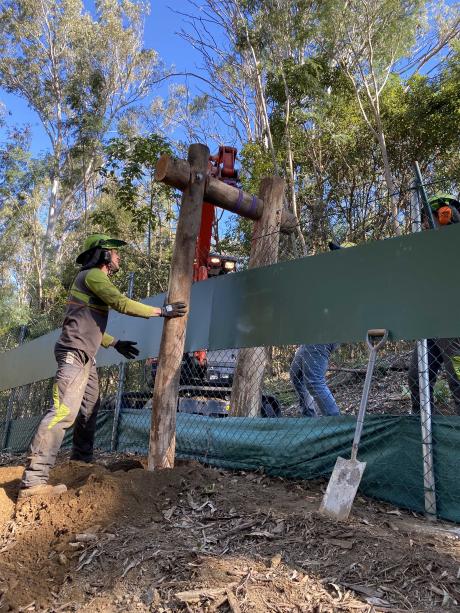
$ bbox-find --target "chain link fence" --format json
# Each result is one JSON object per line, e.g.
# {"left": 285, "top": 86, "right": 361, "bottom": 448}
{"left": 1, "top": 179, "right": 459, "bottom": 522}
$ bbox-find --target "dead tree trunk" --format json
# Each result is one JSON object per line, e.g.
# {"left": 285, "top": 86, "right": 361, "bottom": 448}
{"left": 230, "top": 176, "right": 285, "bottom": 417}
{"left": 147, "top": 143, "right": 210, "bottom": 470}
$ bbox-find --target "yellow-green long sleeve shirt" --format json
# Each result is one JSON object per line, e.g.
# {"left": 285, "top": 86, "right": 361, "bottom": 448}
{"left": 57, "top": 267, "right": 159, "bottom": 358}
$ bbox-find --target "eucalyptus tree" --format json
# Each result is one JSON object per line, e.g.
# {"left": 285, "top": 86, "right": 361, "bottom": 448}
{"left": 183, "top": 0, "right": 459, "bottom": 252}
{"left": 0, "top": 127, "right": 49, "bottom": 315}
{"left": 320, "top": 0, "right": 460, "bottom": 234}
{"left": 97, "top": 133, "right": 175, "bottom": 296}
{"left": 0, "top": 0, "right": 162, "bottom": 263}
{"left": 179, "top": 0, "right": 323, "bottom": 253}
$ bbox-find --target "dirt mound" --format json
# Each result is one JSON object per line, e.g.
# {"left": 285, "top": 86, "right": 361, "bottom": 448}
{"left": 1, "top": 457, "right": 459, "bottom": 612}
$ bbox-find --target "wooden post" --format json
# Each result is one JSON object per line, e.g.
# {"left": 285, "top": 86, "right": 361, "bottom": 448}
{"left": 147, "top": 143, "right": 210, "bottom": 470}
{"left": 230, "top": 176, "right": 285, "bottom": 417}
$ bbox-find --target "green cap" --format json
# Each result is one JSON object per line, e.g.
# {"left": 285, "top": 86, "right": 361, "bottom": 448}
{"left": 428, "top": 193, "right": 460, "bottom": 211}
{"left": 76, "top": 233, "right": 127, "bottom": 264}
{"left": 329, "top": 241, "right": 356, "bottom": 251}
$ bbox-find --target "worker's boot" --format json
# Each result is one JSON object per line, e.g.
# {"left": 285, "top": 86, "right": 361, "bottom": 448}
{"left": 17, "top": 483, "right": 67, "bottom": 500}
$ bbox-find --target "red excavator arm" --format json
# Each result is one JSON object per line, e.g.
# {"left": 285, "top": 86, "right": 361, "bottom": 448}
{"left": 193, "top": 146, "right": 238, "bottom": 282}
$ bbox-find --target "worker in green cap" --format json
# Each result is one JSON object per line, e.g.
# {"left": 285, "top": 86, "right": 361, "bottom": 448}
{"left": 409, "top": 193, "right": 460, "bottom": 414}
{"left": 18, "top": 234, "right": 187, "bottom": 499}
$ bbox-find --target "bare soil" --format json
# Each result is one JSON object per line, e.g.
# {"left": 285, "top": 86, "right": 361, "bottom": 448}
{"left": 1, "top": 455, "right": 459, "bottom": 612}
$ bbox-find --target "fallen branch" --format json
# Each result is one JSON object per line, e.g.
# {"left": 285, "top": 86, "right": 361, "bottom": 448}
{"left": 328, "top": 367, "right": 367, "bottom": 374}
{"left": 227, "top": 590, "right": 242, "bottom": 613}
{"left": 175, "top": 583, "right": 237, "bottom": 604}
{"left": 329, "top": 362, "right": 409, "bottom": 374}
{"left": 212, "top": 519, "right": 260, "bottom": 542}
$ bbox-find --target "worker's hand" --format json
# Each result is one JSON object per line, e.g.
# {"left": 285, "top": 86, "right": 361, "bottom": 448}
{"left": 114, "top": 340, "right": 139, "bottom": 359}
{"left": 160, "top": 301, "right": 187, "bottom": 318}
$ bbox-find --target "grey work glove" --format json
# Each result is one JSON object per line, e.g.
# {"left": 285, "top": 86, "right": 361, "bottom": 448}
{"left": 160, "top": 301, "right": 187, "bottom": 318}
{"left": 114, "top": 340, "right": 139, "bottom": 359}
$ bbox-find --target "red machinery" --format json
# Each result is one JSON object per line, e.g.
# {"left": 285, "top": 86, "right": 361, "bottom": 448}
{"left": 149, "top": 146, "right": 239, "bottom": 380}
{"left": 147, "top": 146, "right": 280, "bottom": 416}
{"left": 191, "top": 146, "right": 238, "bottom": 369}
{"left": 193, "top": 146, "right": 238, "bottom": 282}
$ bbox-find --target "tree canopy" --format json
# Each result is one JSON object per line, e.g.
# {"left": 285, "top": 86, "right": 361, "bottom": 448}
{"left": 0, "top": 0, "right": 459, "bottom": 336}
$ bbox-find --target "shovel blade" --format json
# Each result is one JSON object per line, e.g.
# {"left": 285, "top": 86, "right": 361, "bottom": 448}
{"left": 319, "top": 456, "right": 367, "bottom": 521}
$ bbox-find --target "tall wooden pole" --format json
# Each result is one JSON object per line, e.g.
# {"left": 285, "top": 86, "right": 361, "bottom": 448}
{"left": 147, "top": 143, "right": 210, "bottom": 470}
{"left": 230, "top": 176, "right": 285, "bottom": 417}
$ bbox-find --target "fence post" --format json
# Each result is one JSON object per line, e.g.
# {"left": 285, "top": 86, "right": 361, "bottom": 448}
{"left": 110, "top": 272, "right": 135, "bottom": 452}
{"left": 411, "top": 182, "right": 437, "bottom": 520}
{"left": 1, "top": 325, "right": 27, "bottom": 450}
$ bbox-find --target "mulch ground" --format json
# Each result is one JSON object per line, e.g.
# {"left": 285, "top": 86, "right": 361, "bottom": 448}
{"left": 1, "top": 455, "right": 459, "bottom": 612}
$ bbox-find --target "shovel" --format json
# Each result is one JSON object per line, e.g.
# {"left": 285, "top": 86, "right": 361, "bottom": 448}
{"left": 319, "top": 328, "right": 388, "bottom": 521}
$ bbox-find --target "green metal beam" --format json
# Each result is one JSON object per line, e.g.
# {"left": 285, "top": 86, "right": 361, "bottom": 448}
{"left": 1, "top": 225, "right": 459, "bottom": 391}
{"left": 210, "top": 225, "right": 460, "bottom": 348}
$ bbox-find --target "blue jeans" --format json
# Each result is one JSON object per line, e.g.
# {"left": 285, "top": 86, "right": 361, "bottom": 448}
{"left": 290, "top": 344, "right": 340, "bottom": 416}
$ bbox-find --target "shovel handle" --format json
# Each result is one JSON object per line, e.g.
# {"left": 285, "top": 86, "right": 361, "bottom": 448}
{"left": 351, "top": 329, "right": 388, "bottom": 461}
{"left": 366, "top": 329, "right": 388, "bottom": 351}
{"left": 367, "top": 328, "right": 386, "bottom": 337}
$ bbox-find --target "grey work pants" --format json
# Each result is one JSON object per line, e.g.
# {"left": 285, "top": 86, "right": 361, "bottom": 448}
{"left": 408, "top": 338, "right": 460, "bottom": 415}
{"left": 22, "top": 347, "right": 100, "bottom": 488}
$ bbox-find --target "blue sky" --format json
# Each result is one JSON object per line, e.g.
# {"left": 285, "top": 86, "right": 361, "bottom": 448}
{"left": 0, "top": 0, "right": 456, "bottom": 156}
{"left": 0, "top": 0, "right": 204, "bottom": 154}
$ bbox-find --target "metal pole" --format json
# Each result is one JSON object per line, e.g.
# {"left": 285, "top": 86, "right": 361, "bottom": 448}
{"left": 411, "top": 184, "right": 437, "bottom": 519}
{"left": 410, "top": 180, "right": 422, "bottom": 234}
{"left": 1, "top": 325, "right": 27, "bottom": 450}
{"left": 111, "top": 272, "right": 135, "bottom": 452}
{"left": 417, "top": 339, "right": 437, "bottom": 519}
{"left": 413, "top": 162, "right": 436, "bottom": 230}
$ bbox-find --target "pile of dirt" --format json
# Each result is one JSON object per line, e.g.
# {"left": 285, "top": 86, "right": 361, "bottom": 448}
{"left": 1, "top": 457, "right": 460, "bottom": 612}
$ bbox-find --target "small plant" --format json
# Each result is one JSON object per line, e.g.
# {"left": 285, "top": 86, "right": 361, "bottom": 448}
{"left": 400, "top": 385, "right": 411, "bottom": 399}
{"left": 434, "top": 379, "right": 451, "bottom": 406}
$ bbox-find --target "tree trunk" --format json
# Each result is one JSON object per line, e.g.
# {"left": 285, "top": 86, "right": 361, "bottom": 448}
{"left": 31, "top": 226, "right": 43, "bottom": 309}
{"left": 44, "top": 175, "right": 60, "bottom": 253}
{"left": 376, "top": 128, "right": 402, "bottom": 236}
{"left": 147, "top": 143, "right": 210, "bottom": 470}
{"left": 280, "top": 67, "right": 307, "bottom": 256}
{"left": 230, "top": 176, "right": 285, "bottom": 417}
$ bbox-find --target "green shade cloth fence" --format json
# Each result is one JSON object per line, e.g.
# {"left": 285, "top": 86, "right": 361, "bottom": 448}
{"left": 2, "top": 411, "right": 459, "bottom": 523}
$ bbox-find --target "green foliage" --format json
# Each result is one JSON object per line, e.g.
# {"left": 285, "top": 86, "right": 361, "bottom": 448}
{"left": 239, "top": 142, "right": 275, "bottom": 194}
{"left": 0, "top": 0, "right": 162, "bottom": 261}
{"left": 0, "top": 0, "right": 169, "bottom": 337}
{"left": 383, "top": 54, "right": 460, "bottom": 183}
{"left": 99, "top": 133, "right": 174, "bottom": 231}
{"left": 227, "top": 0, "right": 460, "bottom": 251}
{"left": 434, "top": 379, "right": 451, "bottom": 406}
{"left": 0, "top": 128, "right": 49, "bottom": 320}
